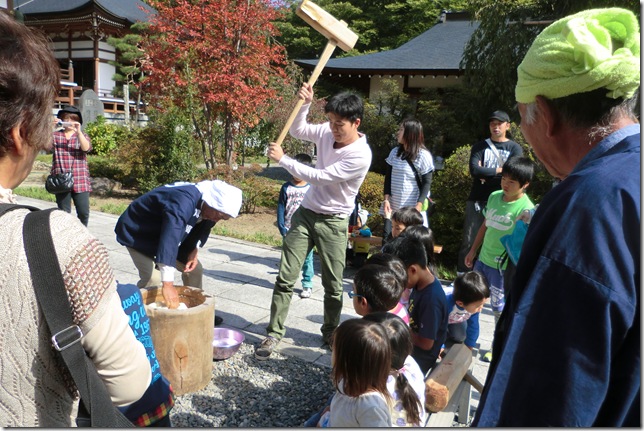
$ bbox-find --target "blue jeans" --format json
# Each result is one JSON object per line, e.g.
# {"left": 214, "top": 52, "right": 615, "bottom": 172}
{"left": 301, "top": 249, "right": 314, "bottom": 289}
{"left": 303, "top": 394, "right": 334, "bottom": 427}
{"left": 474, "top": 260, "right": 504, "bottom": 313}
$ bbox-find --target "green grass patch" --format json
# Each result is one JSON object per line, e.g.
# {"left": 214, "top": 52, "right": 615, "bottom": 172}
{"left": 242, "top": 155, "right": 271, "bottom": 165}
{"left": 14, "top": 186, "right": 56, "bottom": 202}
{"left": 96, "top": 202, "right": 129, "bottom": 216}
{"left": 35, "top": 153, "right": 52, "bottom": 164}
{"left": 212, "top": 225, "right": 282, "bottom": 248}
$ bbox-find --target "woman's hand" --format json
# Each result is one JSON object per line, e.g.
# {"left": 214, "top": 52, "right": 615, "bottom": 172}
{"left": 383, "top": 199, "right": 392, "bottom": 218}
{"left": 415, "top": 201, "right": 423, "bottom": 212}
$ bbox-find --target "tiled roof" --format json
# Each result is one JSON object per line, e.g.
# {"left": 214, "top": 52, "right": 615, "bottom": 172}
{"left": 295, "top": 14, "right": 479, "bottom": 76}
{"left": 18, "top": 0, "right": 155, "bottom": 23}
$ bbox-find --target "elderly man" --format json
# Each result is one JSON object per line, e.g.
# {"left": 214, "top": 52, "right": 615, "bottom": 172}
{"left": 473, "top": 8, "right": 640, "bottom": 427}
{"left": 115, "top": 180, "right": 242, "bottom": 317}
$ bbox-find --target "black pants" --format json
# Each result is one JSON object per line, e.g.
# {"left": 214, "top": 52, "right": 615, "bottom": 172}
{"left": 56, "top": 191, "right": 90, "bottom": 226}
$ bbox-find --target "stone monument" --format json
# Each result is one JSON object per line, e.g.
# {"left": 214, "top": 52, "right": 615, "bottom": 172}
{"left": 78, "top": 89, "right": 104, "bottom": 129}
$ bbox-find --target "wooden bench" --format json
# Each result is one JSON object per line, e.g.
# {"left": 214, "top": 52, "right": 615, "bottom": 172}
{"left": 423, "top": 343, "right": 483, "bottom": 427}
{"left": 348, "top": 235, "right": 443, "bottom": 254}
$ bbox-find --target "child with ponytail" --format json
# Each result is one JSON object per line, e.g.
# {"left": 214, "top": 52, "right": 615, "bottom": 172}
{"left": 327, "top": 318, "right": 393, "bottom": 427}
{"left": 364, "top": 312, "right": 426, "bottom": 426}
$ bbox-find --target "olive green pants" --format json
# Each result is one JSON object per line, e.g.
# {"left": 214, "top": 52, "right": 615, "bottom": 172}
{"left": 267, "top": 207, "right": 349, "bottom": 340}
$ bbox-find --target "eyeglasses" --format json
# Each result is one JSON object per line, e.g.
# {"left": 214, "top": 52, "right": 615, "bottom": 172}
{"left": 347, "top": 291, "right": 364, "bottom": 299}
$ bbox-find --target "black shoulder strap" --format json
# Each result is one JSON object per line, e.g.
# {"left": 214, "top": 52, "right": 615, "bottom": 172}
{"left": 0, "top": 202, "right": 39, "bottom": 217}
{"left": 404, "top": 157, "right": 423, "bottom": 189}
{"left": 22, "top": 209, "right": 133, "bottom": 427}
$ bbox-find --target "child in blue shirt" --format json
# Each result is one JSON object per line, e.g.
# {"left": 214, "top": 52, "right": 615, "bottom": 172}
{"left": 444, "top": 271, "right": 490, "bottom": 349}
{"left": 277, "top": 153, "right": 315, "bottom": 298}
{"left": 383, "top": 235, "right": 448, "bottom": 375}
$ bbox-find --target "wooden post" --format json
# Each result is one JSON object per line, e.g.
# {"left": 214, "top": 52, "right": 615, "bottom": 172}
{"left": 425, "top": 344, "right": 472, "bottom": 413}
{"left": 123, "top": 84, "right": 130, "bottom": 127}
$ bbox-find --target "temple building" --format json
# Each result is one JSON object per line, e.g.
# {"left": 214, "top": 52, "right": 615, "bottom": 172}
{"left": 295, "top": 11, "right": 478, "bottom": 99}
{"left": 12, "top": 0, "right": 154, "bottom": 114}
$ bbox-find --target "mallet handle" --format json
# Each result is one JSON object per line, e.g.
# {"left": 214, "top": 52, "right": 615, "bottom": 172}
{"left": 275, "top": 40, "right": 337, "bottom": 147}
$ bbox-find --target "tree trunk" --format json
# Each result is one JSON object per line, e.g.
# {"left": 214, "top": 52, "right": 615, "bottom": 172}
{"left": 191, "top": 113, "right": 212, "bottom": 170}
{"left": 224, "top": 108, "right": 234, "bottom": 166}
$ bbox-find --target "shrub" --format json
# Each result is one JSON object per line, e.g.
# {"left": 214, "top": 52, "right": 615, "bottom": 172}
{"left": 115, "top": 109, "right": 201, "bottom": 192}
{"left": 200, "top": 163, "right": 280, "bottom": 214}
{"left": 85, "top": 116, "right": 130, "bottom": 156}
{"left": 357, "top": 171, "right": 385, "bottom": 236}
{"left": 429, "top": 146, "right": 472, "bottom": 270}
{"left": 87, "top": 155, "right": 124, "bottom": 180}
{"left": 239, "top": 174, "right": 280, "bottom": 214}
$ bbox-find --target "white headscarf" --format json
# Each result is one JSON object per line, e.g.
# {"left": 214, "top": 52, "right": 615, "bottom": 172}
{"left": 195, "top": 180, "right": 243, "bottom": 218}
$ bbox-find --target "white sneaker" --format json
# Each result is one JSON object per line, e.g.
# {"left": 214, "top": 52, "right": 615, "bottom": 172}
{"left": 299, "top": 288, "right": 312, "bottom": 298}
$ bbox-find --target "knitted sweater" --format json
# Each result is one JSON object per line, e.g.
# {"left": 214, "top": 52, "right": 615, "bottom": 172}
{"left": 0, "top": 205, "right": 151, "bottom": 427}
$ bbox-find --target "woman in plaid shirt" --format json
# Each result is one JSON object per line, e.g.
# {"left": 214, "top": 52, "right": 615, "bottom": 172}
{"left": 51, "top": 105, "right": 92, "bottom": 226}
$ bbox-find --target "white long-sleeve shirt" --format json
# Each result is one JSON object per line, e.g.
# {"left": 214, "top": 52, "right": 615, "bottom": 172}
{"left": 279, "top": 103, "right": 371, "bottom": 216}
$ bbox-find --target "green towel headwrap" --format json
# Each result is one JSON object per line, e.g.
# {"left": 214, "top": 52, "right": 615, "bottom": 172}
{"left": 516, "top": 8, "right": 640, "bottom": 103}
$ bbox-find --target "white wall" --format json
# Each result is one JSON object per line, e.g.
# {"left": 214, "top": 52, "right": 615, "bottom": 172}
{"left": 98, "top": 41, "right": 116, "bottom": 61}
{"left": 98, "top": 62, "right": 116, "bottom": 97}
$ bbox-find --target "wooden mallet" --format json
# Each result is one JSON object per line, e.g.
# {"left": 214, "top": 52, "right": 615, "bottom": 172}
{"left": 274, "top": 0, "right": 359, "bottom": 146}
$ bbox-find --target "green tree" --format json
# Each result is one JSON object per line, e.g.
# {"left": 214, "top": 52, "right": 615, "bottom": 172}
{"left": 275, "top": 0, "right": 469, "bottom": 61}
{"left": 107, "top": 22, "right": 148, "bottom": 123}
{"left": 85, "top": 116, "right": 129, "bottom": 156}
{"left": 361, "top": 79, "right": 414, "bottom": 174}
{"left": 461, "top": 0, "right": 640, "bottom": 123}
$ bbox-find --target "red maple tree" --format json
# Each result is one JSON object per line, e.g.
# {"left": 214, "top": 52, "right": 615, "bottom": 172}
{"left": 140, "top": 0, "right": 289, "bottom": 167}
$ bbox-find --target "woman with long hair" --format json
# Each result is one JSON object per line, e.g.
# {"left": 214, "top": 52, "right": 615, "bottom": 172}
{"left": 381, "top": 118, "right": 434, "bottom": 240}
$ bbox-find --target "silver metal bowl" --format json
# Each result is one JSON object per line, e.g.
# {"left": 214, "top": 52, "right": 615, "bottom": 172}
{"left": 212, "top": 328, "right": 245, "bottom": 360}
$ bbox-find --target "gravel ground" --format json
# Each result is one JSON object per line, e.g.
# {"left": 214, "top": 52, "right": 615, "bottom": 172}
{"left": 168, "top": 342, "right": 471, "bottom": 427}
{"left": 170, "top": 343, "right": 334, "bottom": 427}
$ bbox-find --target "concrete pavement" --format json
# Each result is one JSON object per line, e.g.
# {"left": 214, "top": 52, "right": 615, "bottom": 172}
{"left": 15, "top": 195, "right": 494, "bottom": 419}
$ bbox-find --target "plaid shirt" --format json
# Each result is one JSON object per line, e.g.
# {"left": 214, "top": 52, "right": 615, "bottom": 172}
{"left": 51, "top": 130, "right": 92, "bottom": 193}
{"left": 133, "top": 391, "right": 175, "bottom": 426}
